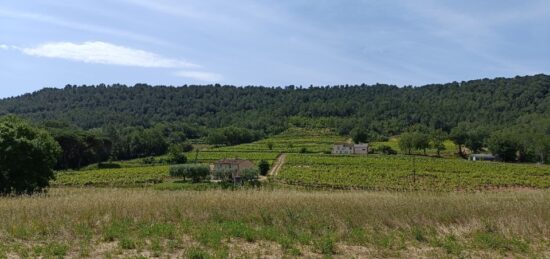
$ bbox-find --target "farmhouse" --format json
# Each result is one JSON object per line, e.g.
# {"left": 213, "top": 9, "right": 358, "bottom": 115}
{"left": 469, "top": 154, "right": 495, "bottom": 161}
{"left": 212, "top": 158, "right": 255, "bottom": 182}
{"left": 332, "top": 143, "right": 369, "bottom": 155}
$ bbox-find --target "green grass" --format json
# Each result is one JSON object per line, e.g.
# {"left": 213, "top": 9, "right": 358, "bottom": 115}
{"left": 277, "top": 153, "right": 550, "bottom": 191}
{"left": 0, "top": 188, "right": 547, "bottom": 258}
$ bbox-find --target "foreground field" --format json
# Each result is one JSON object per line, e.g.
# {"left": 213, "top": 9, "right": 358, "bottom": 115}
{"left": 0, "top": 188, "right": 548, "bottom": 258}
{"left": 277, "top": 153, "right": 550, "bottom": 191}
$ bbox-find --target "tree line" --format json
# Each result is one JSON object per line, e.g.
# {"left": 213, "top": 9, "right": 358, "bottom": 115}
{"left": 0, "top": 74, "right": 548, "bottom": 168}
{"left": 396, "top": 115, "right": 550, "bottom": 163}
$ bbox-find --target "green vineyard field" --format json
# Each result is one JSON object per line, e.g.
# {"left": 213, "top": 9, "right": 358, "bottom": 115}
{"left": 184, "top": 151, "right": 279, "bottom": 163}
{"left": 213, "top": 127, "right": 346, "bottom": 153}
{"left": 277, "top": 154, "right": 550, "bottom": 191}
{"left": 53, "top": 166, "right": 170, "bottom": 187}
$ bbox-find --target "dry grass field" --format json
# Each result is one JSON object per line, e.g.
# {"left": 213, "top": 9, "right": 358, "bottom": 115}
{"left": 0, "top": 188, "right": 548, "bottom": 258}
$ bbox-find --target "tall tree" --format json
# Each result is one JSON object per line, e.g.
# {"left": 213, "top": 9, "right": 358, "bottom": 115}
{"left": 430, "top": 129, "right": 447, "bottom": 157}
{"left": 0, "top": 116, "right": 60, "bottom": 195}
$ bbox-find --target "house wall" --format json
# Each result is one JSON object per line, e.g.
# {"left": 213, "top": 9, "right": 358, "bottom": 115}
{"left": 332, "top": 144, "right": 368, "bottom": 155}
{"left": 353, "top": 144, "right": 369, "bottom": 154}
{"left": 332, "top": 145, "right": 353, "bottom": 154}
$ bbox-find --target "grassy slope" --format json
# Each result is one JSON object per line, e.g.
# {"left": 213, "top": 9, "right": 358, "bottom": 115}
{"left": 0, "top": 188, "right": 548, "bottom": 258}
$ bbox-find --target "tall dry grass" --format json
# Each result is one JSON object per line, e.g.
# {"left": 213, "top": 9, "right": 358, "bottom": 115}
{"left": 0, "top": 188, "right": 548, "bottom": 257}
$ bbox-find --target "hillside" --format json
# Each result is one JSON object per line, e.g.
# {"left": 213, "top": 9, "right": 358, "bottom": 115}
{"left": 1, "top": 74, "right": 549, "bottom": 135}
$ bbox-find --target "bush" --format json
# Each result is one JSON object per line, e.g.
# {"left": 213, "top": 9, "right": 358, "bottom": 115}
{"left": 214, "top": 168, "right": 233, "bottom": 182}
{"left": 0, "top": 116, "right": 61, "bottom": 195}
{"left": 377, "top": 145, "right": 397, "bottom": 155}
{"left": 181, "top": 142, "right": 194, "bottom": 152}
{"left": 142, "top": 156, "right": 156, "bottom": 164}
{"left": 170, "top": 164, "right": 209, "bottom": 182}
{"left": 258, "top": 160, "right": 270, "bottom": 176}
{"left": 167, "top": 144, "right": 188, "bottom": 164}
{"left": 241, "top": 168, "right": 259, "bottom": 183}
{"left": 299, "top": 147, "right": 308, "bottom": 153}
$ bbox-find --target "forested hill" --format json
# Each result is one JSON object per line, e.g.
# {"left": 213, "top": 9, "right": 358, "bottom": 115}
{"left": 1, "top": 74, "right": 549, "bottom": 135}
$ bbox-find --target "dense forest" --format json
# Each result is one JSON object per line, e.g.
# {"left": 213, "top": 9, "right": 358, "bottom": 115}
{"left": 1, "top": 74, "right": 549, "bottom": 168}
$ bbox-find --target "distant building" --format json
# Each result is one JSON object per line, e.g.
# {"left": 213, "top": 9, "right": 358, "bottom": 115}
{"left": 353, "top": 143, "right": 369, "bottom": 154}
{"left": 212, "top": 159, "right": 255, "bottom": 182}
{"left": 469, "top": 154, "right": 495, "bottom": 161}
{"left": 332, "top": 143, "right": 369, "bottom": 155}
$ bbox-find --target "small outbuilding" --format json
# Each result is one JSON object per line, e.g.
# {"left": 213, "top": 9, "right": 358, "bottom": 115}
{"left": 469, "top": 154, "right": 495, "bottom": 161}
{"left": 332, "top": 143, "right": 369, "bottom": 155}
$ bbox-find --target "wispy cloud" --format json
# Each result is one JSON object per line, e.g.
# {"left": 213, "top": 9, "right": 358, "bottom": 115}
{"left": 0, "top": 44, "right": 9, "bottom": 50}
{"left": 0, "top": 7, "right": 170, "bottom": 47}
{"left": 20, "top": 41, "right": 199, "bottom": 68}
{"left": 174, "top": 71, "right": 222, "bottom": 82}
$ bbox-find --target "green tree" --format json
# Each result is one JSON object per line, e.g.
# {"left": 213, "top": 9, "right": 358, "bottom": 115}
{"left": 169, "top": 164, "right": 209, "bottom": 182}
{"left": 413, "top": 133, "right": 430, "bottom": 155}
{"left": 351, "top": 128, "right": 370, "bottom": 143}
{"left": 532, "top": 134, "right": 550, "bottom": 164}
{"left": 487, "top": 132, "right": 517, "bottom": 162}
{"left": 241, "top": 168, "right": 260, "bottom": 185}
{"left": 0, "top": 116, "right": 61, "bottom": 195}
{"left": 450, "top": 125, "right": 468, "bottom": 158}
{"left": 464, "top": 129, "right": 487, "bottom": 154}
{"left": 258, "top": 160, "right": 270, "bottom": 176}
{"left": 430, "top": 129, "right": 447, "bottom": 156}
{"left": 167, "top": 144, "right": 188, "bottom": 164}
{"left": 398, "top": 132, "right": 415, "bottom": 155}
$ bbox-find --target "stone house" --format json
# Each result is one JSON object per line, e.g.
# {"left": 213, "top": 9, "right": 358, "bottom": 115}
{"left": 332, "top": 143, "right": 369, "bottom": 155}
{"left": 212, "top": 158, "right": 255, "bottom": 182}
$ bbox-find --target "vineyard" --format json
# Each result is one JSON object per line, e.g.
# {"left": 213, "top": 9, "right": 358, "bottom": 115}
{"left": 213, "top": 127, "right": 346, "bottom": 153}
{"left": 184, "top": 151, "right": 279, "bottom": 164}
{"left": 277, "top": 154, "right": 550, "bottom": 191}
{"left": 54, "top": 128, "right": 550, "bottom": 191}
{"left": 53, "top": 166, "right": 170, "bottom": 187}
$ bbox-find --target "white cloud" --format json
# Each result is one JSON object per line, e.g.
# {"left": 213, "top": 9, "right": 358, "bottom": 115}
{"left": 0, "top": 44, "right": 9, "bottom": 50}
{"left": 0, "top": 8, "right": 171, "bottom": 47}
{"left": 174, "top": 71, "right": 222, "bottom": 82}
{"left": 21, "top": 41, "right": 199, "bottom": 68}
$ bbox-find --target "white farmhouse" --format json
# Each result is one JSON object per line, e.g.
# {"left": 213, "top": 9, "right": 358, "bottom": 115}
{"left": 332, "top": 143, "right": 369, "bottom": 155}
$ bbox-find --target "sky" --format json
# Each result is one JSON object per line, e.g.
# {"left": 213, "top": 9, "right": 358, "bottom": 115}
{"left": 0, "top": 0, "right": 549, "bottom": 98}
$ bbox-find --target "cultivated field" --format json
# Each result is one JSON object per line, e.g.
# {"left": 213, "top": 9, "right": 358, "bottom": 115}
{"left": 3, "top": 127, "right": 550, "bottom": 258}
{"left": 277, "top": 153, "right": 550, "bottom": 191}
{"left": 0, "top": 188, "right": 548, "bottom": 258}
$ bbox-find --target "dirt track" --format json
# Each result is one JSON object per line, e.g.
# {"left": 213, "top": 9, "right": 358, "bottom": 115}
{"left": 268, "top": 153, "right": 286, "bottom": 177}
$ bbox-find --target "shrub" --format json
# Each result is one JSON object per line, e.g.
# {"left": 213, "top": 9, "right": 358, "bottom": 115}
{"left": 377, "top": 145, "right": 397, "bottom": 155}
{"left": 142, "top": 156, "right": 156, "bottom": 164}
{"left": 181, "top": 142, "right": 194, "bottom": 152}
{"left": 258, "top": 160, "right": 270, "bottom": 176}
{"left": 241, "top": 168, "right": 259, "bottom": 183}
{"left": 0, "top": 116, "right": 61, "bottom": 195}
{"left": 299, "top": 147, "right": 308, "bottom": 153}
{"left": 170, "top": 164, "right": 209, "bottom": 182}
{"left": 213, "top": 168, "right": 233, "bottom": 182}
{"left": 167, "top": 144, "right": 188, "bottom": 164}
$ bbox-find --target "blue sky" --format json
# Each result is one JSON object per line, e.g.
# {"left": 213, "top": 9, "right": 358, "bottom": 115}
{"left": 1, "top": 0, "right": 549, "bottom": 98}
